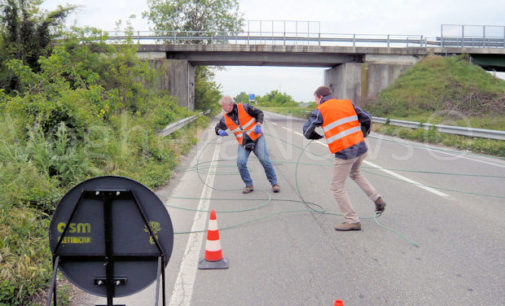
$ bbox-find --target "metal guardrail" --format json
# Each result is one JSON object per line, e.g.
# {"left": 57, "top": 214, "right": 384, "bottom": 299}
{"left": 437, "top": 37, "right": 505, "bottom": 48}
{"left": 372, "top": 117, "right": 505, "bottom": 141}
{"left": 160, "top": 110, "right": 210, "bottom": 137}
{"left": 104, "top": 22, "right": 505, "bottom": 49}
{"left": 105, "top": 32, "right": 505, "bottom": 49}
{"left": 107, "top": 31, "right": 436, "bottom": 48}
{"left": 440, "top": 24, "right": 505, "bottom": 48}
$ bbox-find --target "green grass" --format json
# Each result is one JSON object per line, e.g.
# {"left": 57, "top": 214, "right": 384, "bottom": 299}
{"left": 363, "top": 55, "right": 505, "bottom": 157}
{"left": 367, "top": 55, "right": 505, "bottom": 118}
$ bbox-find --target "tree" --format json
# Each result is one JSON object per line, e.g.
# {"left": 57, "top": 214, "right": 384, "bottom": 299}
{"left": 257, "top": 90, "right": 297, "bottom": 106}
{"left": 143, "top": 0, "right": 243, "bottom": 40}
{"left": 0, "top": 0, "right": 76, "bottom": 92}
{"left": 194, "top": 66, "right": 221, "bottom": 111}
{"left": 234, "top": 91, "right": 249, "bottom": 103}
{"left": 143, "top": 0, "right": 244, "bottom": 111}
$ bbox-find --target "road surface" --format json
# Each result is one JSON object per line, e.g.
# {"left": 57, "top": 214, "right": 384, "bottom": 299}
{"left": 87, "top": 111, "right": 505, "bottom": 306}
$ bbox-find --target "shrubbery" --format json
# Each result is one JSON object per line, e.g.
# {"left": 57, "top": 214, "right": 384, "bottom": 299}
{"left": 0, "top": 27, "right": 208, "bottom": 304}
{"left": 0, "top": 207, "right": 51, "bottom": 305}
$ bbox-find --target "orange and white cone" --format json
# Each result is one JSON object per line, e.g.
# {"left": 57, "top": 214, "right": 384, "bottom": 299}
{"left": 198, "top": 210, "right": 229, "bottom": 269}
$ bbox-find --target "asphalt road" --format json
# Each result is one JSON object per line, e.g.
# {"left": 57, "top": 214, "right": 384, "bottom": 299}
{"left": 89, "top": 111, "right": 505, "bottom": 306}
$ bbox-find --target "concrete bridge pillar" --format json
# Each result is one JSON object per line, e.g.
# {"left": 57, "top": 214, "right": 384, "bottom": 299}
{"left": 140, "top": 53, "right": 195, "bottom": 110}
{"left": 324, "top": 63, "right": 363, "bottom": 105}
{"left": 324, "top": 55, "right": 419, "bottom": 106}
{"left": 165, "top": 59, "right": 195, "bottom": 111}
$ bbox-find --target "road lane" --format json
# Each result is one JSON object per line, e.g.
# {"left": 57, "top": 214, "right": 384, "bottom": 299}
{"left": 91, "top": 111, "right": 505, "bottom": 306}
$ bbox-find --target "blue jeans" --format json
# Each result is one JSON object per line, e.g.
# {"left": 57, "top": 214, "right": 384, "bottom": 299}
{"left": 237, "top": 135, "right": 277, "bottom": 187}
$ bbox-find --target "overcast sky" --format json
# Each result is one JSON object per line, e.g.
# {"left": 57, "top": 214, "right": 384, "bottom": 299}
{"left": 42, "top": 0, "right": 505, "bottom": 102}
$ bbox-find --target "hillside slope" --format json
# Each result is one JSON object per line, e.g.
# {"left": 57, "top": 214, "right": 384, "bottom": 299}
{"left": 368, "top": 55, "right": 505, "bottom": 118}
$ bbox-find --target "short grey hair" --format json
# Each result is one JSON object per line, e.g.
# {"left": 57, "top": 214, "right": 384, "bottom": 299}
{"left": 219, "top": 96, "right": 234, "bottom": 106}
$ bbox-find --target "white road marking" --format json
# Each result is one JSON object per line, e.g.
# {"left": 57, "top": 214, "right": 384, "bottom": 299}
{"left": 169, "top": 138, "right": 222, "bottom": 306}
{"left": 282, "top": 125, "right": 450, "bottom": 199}
{"left": 362, "top": 160, "right": 450, "bottom": 198}
{"left": 281, "top": 126, "right": 305, "bottom": 138}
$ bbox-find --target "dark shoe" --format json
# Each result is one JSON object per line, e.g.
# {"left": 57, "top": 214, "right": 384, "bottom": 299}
{"left": 375, "top": 197, "right": 386, "bottom": 215}
{"left": 272, "top": 184, "right": 280, "bottom": 193}
{"left": 242, "top": 185, "right": 254, "bottom": 194}
{"left": 335, "top": 222, "right": 361, "bottom": 231}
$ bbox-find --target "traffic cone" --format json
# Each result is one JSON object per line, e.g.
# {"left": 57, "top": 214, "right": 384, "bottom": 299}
{"left": 198, "top": 210, "right": 229, "bottom": 269}
{"left": 334, "top": 300, "right": 344, "bottom": 306}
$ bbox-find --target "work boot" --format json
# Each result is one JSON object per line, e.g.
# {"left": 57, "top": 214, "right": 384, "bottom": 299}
{"left": 272, "top": 184, "right": 280, "bottom": 193}
{"left": 335, "top": 222, "right": 361, "bottom": 231}
{"left": 375, "top": 197, "right": 386, "bottom": 215}
{"left": 242, "top": 185, "right": 254, "bottom": 194}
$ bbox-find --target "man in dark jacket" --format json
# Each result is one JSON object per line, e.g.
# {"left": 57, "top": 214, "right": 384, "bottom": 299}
{"left": 303, "top": 86, "right": 386, "bottom": 231}
{"left": 215, "top": 96, "right": 280, "bottom": 194}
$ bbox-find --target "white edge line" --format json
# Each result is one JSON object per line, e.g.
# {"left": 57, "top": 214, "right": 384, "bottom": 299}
{"left": 169, "top": 138, "right": 221, "bottom": 306}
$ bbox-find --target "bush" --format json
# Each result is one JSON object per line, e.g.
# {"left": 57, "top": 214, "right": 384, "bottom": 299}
{"left": 257, "top": 90, "right": 298, "bottom": 107}
{"left": 0, "top": 26, "right": 211, "bottom": 304}
{"left": 0, "top": 206, "right": 51, "bottom": 305}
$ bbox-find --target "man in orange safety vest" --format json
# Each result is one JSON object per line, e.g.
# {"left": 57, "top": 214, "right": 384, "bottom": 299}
{"left": 215, "top": 96, "right": 280, "bottom": 194}
{"left": 303, "top": 86, "right": 386, "bottom": 231}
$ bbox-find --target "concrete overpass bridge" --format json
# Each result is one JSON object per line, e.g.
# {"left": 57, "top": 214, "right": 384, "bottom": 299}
{"left": 127, "top": 23, "right": 505, "bottom": 109}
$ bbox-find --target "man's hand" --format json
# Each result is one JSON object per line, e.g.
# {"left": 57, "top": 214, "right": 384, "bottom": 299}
{"left": 255, "top": 123, "right": 262, "bottom": 134}
{"left": 218, "top": 130, "right": 228, "bottom": 136}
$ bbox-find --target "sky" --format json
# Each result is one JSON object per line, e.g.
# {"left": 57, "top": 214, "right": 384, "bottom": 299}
{"left": 42, "top": 0, "right": 505, "bottom": 102}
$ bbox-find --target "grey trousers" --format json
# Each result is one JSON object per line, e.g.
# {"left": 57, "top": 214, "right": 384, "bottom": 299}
{"left": 330, "top": 153, "right": 380, "bottom": 223}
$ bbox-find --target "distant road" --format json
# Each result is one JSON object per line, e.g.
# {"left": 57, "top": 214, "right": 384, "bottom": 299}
{"left": 90, "top": 111, "right": 505, "bottom": 306}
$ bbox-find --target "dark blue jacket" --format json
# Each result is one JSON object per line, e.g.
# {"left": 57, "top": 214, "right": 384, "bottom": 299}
{"left": 302, "top": 96, "right": 370, "bottom": 159}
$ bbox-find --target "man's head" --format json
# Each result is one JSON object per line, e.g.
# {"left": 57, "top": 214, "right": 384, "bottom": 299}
{"left": 219, "top": 96, "right": 235, "bottom": 113}
{"left": 314, "top": 86, "right": 332, "bottom": 105}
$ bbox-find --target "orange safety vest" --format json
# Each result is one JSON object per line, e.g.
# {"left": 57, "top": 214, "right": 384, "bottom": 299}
{"left": 317, "top": 99, "right": 364, "bottom": 154}
{"left": 224, "top": 104, "right": 261, "bottom": 145}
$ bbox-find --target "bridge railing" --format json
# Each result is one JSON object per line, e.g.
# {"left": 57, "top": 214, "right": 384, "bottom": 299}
{"left": 105, "top": 30, "right": 505, "bottom": 49}
{"left": 439, "top": 24, "right": 505, "bottom": 48}
{"left": 104, "top": 23, "right": 505, "bottom": 49}
{"left": 105, "top": 30, "right": 442, "bottom": 48}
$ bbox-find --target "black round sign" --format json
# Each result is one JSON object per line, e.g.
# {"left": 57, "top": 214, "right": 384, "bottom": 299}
{"left": 49, "top": 176, "right": 174, "bottom": 297}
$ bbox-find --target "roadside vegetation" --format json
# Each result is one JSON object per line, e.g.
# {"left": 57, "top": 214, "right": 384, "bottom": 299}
{"left": 366, "top": 55, "right": 505, "bottom": 157}
{"left": 0, "top": 0, "right": 223, "bottom": 303}
{"left": 0, "top": 28, "right": 206, "bottom": 305}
